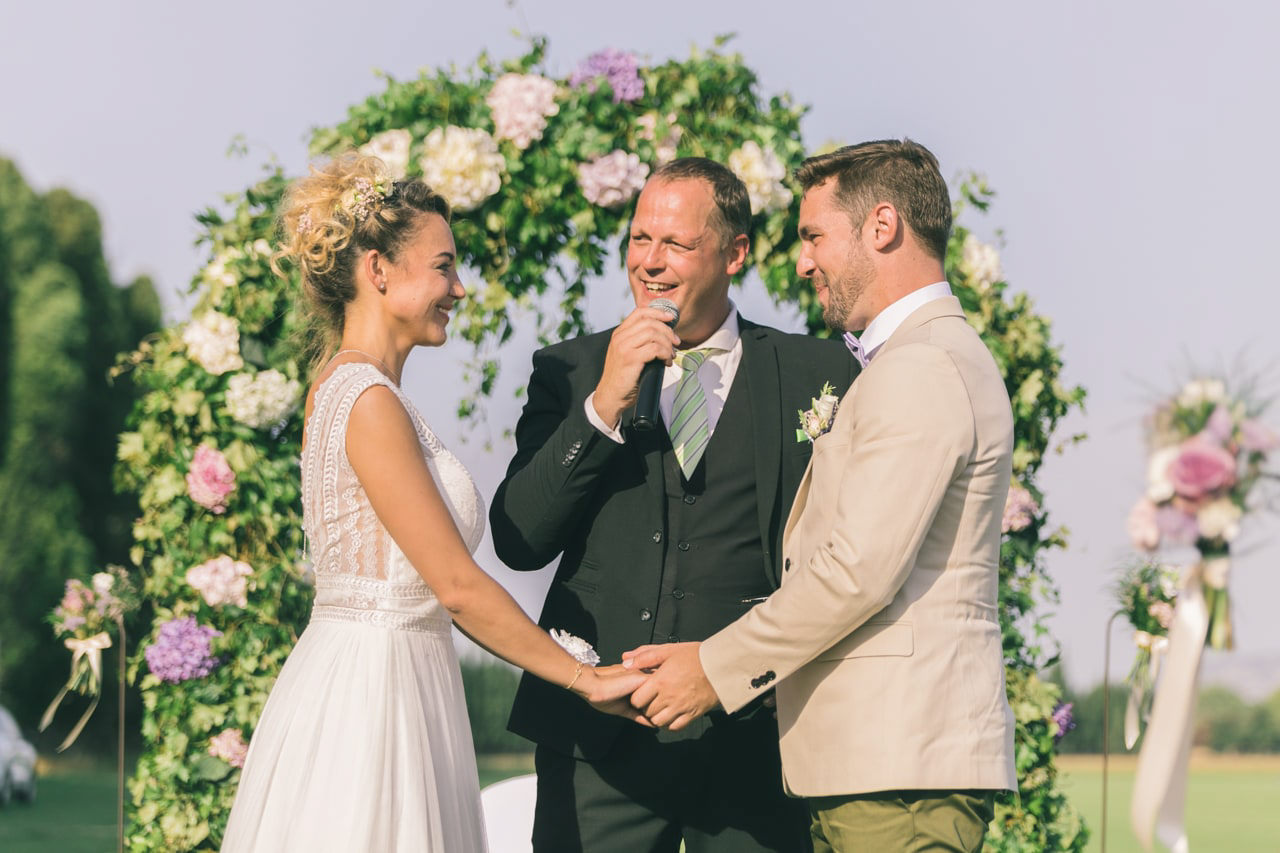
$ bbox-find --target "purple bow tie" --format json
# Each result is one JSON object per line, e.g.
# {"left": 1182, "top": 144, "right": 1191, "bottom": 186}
{"left": 843, "top": 332, "right": 868, "bottom": 368}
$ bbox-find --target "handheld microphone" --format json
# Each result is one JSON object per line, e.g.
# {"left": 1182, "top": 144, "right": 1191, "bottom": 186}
{"left": 630, "top": 298, "right": 680, "bottom": 431}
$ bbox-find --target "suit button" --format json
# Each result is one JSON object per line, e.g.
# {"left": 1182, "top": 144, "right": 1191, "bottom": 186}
{"left": 683, "top": 494, "right": 696, "bottom": 505}
{"left": 667, "top": 634, "right": 680, "bottom": 642}
{"left": 639, "top": 609, "right": 652, "bottom": 621}
{"left": 571, "top": 439, "right": 583, "bottom": 450}
{"left": 671, "top": 588, "right": 685, "bottom": 600}
{"left": 652, "top": 531, "right": 663, "bottom": 543}
{"left": 678, "top": 541, "right": 690, "bottom": 552}
{"left": 784, "top": 557, "right": 791, "bottom": 572}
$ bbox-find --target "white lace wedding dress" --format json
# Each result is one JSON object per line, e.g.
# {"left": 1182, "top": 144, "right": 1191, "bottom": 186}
{"left": 222, "top": 363, "right": 488, "bottom": 852}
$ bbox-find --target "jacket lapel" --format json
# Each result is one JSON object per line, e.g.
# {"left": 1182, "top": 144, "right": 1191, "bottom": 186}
{"left": 738, "top": 318, "right": 784, "bottom": 588}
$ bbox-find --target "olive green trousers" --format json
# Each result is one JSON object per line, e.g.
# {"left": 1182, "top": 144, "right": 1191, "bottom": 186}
{"left": 809, "top": 789, "right": 996, "bottom": 852}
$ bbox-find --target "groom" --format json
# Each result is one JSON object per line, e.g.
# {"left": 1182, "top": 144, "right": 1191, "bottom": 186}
{"left": 490, "top": 157, "right": 856, "bottom": 851}
{"left": 626, "top": 140, "right": 1018, "bottom": 852}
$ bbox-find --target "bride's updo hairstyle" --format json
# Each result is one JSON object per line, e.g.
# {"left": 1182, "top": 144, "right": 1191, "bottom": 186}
{"left": 274, "top": 153, "right": 450, "bottom": 373}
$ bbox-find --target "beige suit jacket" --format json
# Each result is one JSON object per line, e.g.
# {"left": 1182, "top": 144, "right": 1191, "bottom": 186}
{"left": 701, "top": 296, "right": 1017, "bottom": 797}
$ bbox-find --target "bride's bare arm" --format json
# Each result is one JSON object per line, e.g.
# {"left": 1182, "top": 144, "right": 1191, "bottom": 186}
{"left": 345, "top": 386, "right": 648, "bottom": 719}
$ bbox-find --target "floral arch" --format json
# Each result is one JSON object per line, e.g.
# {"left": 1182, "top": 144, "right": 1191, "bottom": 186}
{"left": 107, "top": 38, "right": 1085, "bottom": 850}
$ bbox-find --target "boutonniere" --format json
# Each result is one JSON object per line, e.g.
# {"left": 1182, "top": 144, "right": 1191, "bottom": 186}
{"left": 796, "top": 382, "right": 840, "bottom": 443}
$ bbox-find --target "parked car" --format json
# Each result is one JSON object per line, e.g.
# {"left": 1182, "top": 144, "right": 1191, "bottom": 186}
{"left": 0, "top": 705, "right": 36, "bottom": 805}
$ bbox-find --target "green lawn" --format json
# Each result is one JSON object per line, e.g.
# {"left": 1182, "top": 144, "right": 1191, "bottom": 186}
{"left": 0, "top": 754, "right": 534, "bottom": 852}
{"left": 1057, "top": 755, "right": 1280, "bottom": 852}
{"left": 0, "top": 764, "right": 119, "bottom": 853}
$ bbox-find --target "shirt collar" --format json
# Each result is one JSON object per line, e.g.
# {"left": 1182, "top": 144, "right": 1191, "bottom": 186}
{"left": 680, "top": 301, "right": 740, "bottom": 353}
{"left": 858, "top": 281, "right": 952, "bottom": 361}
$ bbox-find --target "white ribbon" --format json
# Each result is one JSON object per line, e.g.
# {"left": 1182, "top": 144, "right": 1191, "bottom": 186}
{"left": 1125, "top": 636, "right": 1169, "bottom": 750}
{"left": 1131, "top": 563, "right": 1209, "bottom": 852}
{"left": 40, "top": 631, "right": 113, "bottom": 752}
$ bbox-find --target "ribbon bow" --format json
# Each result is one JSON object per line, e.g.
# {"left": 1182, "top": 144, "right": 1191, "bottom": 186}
{"left": 40, "top": 631, "right": 113, "bottom": 752}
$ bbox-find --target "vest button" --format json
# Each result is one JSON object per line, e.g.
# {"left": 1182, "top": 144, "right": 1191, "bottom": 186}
{"left": 671, "top": 588, "right": 685, "bottom": 600}
{"left": 652, "top": 531, "right": 663, "bottom": 543}
{"left": 683, "top": 494, "right": 696, "bottom": 505}
{"left": 639, "top": 608, "right": 653, "bottom": 621}
{"left": 677, "top": 541, "right": 691, "bottom": 552}
{"left": 667, "top": 634, "right": 680, "bottom": 643}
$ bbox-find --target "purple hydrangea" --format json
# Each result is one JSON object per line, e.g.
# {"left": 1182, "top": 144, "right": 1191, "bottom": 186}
{"left": 570, "top": 48, "right": 644, "bottom": 103}
{"left": 145, "top": 617, "right": 222, "bottom": 684}
{"left": 1051, "top": 701, "right": 1076, "bottom": 743}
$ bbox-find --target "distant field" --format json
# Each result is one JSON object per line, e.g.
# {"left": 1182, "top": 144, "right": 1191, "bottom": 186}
{"left": 1057, "top": 753, "right": 1280, "bottom": 852}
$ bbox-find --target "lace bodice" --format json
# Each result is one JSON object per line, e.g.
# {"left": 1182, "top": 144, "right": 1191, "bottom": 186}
{"left": 300, "top": 363, "right": 485, "bottom": 632}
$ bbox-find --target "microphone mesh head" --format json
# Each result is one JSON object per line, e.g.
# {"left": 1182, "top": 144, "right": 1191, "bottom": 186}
{"left": 650, "top": 297, "right": 680, "bottom": 325}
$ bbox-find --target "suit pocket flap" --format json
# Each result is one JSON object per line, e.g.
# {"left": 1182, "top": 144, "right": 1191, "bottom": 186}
{"left": 816, "top": 621, "right": 913, "bottom": 662}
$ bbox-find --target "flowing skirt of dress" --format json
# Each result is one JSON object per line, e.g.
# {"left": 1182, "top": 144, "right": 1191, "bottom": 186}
{"left": 221, "top": 618, "right": 488, "bottom": 852}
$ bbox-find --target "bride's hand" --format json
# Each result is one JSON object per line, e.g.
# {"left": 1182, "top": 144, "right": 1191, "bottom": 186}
{"left": 572, "top": 665, "right": 654, "bottom": 726}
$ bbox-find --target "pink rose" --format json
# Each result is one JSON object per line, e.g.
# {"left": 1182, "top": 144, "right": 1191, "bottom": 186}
{"left": 60, "top": 579, "right": 89, "bottom": 614}
{"left": 1166, "top": 437, "right": 1236, "bottom": 500}
{"left": 186, "top": 445, "right": 235, "bottom": 514}
{"left": 1155, "top": 505, "right": 1199, "bottom": 547}
{"left": 1148, "top": 601, "right": 1175, "bottom": 630}
{"left": 1239, "top": 418, "right": 1279, "bottom": 453}
{"left": 1127, "top": 498, "right": 1160, "bottom": 551}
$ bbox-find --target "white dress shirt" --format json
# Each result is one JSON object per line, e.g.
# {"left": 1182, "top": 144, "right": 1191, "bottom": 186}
{"left": 585, "top": 304, "right": 744, "bottom": 444}
{"left": 858, "top": 281, "right": 953, "bottom": 362}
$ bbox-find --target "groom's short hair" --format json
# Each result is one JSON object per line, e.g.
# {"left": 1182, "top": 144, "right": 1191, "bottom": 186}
{"left": 796, "top": 139, "right": 951, "bottom": 262}
{"left": 650, "top": 157, "right": 752, "bottom": 249}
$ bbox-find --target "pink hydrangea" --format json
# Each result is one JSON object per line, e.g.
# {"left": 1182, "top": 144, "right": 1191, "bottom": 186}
{"left": 1155, "top": 505, "right": 1200, "bottom": 547}
{"left": 570, "top": 48, "right": 644, "bottom": 103}
{"left": 1001, "top": 484, "right": 1039, "bottom": 533}
{"left": 1240, "top": 418, "right": 1279, "bottom": 452}
{"left": 1127, "top": 498, "right": 1160, "bottom": 551}
{"left": 578, "top": 150, "right": 649, "bottom": 208}
{"left": 1166, "top": 437, "right": 1236, "bottom": 500}
{"left": 486, "top": 73, "right": 559, "bottom": 150}
{"left": 208, "top": 728, "right": 249, "bottom": 768}
{"left": 186, "top": 445, "right": 235, "bottom": 514}
{"left": 186, "top": 555, "right": 252, "bottom": 608}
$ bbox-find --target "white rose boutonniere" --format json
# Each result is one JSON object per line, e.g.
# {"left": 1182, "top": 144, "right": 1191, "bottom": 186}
{"left": 550, "top": 629, "right": 601, "bottom": 665}
{"left": 796, "top": 382, "right": 841, "bottom": 443}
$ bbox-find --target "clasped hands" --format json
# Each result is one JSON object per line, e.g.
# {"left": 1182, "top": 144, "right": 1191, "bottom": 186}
{"left": 585, "top": 642, "right": 720, "bottom": 731}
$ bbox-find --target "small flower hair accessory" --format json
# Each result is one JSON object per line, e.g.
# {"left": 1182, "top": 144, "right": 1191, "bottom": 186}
{"left": 295, "top": 211, "right": 313, "bottom": 235}
{"left": 550, "top": 629, "right": 601, "bottom": 665}
{"left": 345, "top": 176, "right": 396, "bottom": 224}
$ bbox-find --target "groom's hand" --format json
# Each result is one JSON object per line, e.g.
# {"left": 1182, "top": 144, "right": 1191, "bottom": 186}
{"left": 580, "top": 664, "right": 656, "bottom": 728}
{"left": 622, "top": 642, "right": 720, "bottom": 731}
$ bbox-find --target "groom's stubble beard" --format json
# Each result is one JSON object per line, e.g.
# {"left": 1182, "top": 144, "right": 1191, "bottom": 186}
{"left": 822, "top": 237, "right": 875, "bottom": 334}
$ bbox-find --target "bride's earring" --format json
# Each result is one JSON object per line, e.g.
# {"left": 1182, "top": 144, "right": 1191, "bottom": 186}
{"left": 376, "top": 278, "right": 386, "bottom": 294}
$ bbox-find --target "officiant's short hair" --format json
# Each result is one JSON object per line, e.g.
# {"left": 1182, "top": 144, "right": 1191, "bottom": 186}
{"left": 650, "top": 157, "right": 752, "bottom": 249}
{"left": 796, "top": 139, "right": 951, "bottom": 262}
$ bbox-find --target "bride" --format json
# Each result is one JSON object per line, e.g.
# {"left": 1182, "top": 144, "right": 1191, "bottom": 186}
{"left": 221, "top": 154, "right": 647, "bottom": 852}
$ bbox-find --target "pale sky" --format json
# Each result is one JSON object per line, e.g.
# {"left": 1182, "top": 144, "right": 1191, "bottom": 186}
{"left": 4, "top": 0, "right": 1278, "bottom": 692}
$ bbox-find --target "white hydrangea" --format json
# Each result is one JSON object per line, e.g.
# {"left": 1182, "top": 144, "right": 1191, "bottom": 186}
{"left": 637, "top": 112, "right": 682, "bottom": 165}
{"left": 578, "top": 150, "right": 649, "bottom": 208}
{"left": 225, "top": 369, "right": 302, "bottom": 428}
{"left": 1197, "top": 498, "right": 1243, "bottom": 542}
{"left": 359, "top": 129, "right": 413, "bottom": 180}
{"left": 185, "top": 555, "right": 252, "bottom": 608}
{"left": 486, "top": 73, "right": 560, "bottom": 150}
{"left": 182, "top": 311, "right": 244, "bottom": 376}
{"left": 202, "top": 248, "right": 242, "bottom": 291}
{"left": 419, "top": 126, "right": 504, "bottom": 211}
{"left": 249, "top": 238, "right": 273, "bottom": 258}
{"left": 1145, "top": 444, "right": 1180, "bottom": 502}
{"left": 1177, "top": 378, "right": 1227, "bottom": 408}
{"left": 959, "top": 234, "right": 1003, "bottom": 290}
{"left": 728, "top": 141, "right": 791, "bottom": 215}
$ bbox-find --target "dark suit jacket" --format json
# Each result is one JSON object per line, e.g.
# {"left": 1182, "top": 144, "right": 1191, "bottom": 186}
{"left": 490, "top": 315, "right": 856, "bottom": 758}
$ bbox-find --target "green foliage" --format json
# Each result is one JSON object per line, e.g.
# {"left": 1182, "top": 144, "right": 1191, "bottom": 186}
{"left": 0, "top": 158, "right": 159, "bottom": 735}
{"left": 110, "top": 40, "right": 1087, "bottom": 850}
{"left": 460, "top": 657, "right": 529, "bottom": 754}
{"left": 948, "top": 179, "right": 1089, "bottom": 850}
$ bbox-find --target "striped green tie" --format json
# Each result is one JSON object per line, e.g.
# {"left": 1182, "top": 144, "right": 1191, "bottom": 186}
{"left": 668, "top": 348, "right": 718, "bottom": 478}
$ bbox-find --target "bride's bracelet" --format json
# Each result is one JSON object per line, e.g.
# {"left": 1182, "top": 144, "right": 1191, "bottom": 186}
{"left": 565, "top": 661, "right": 586, "bottom": 691}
